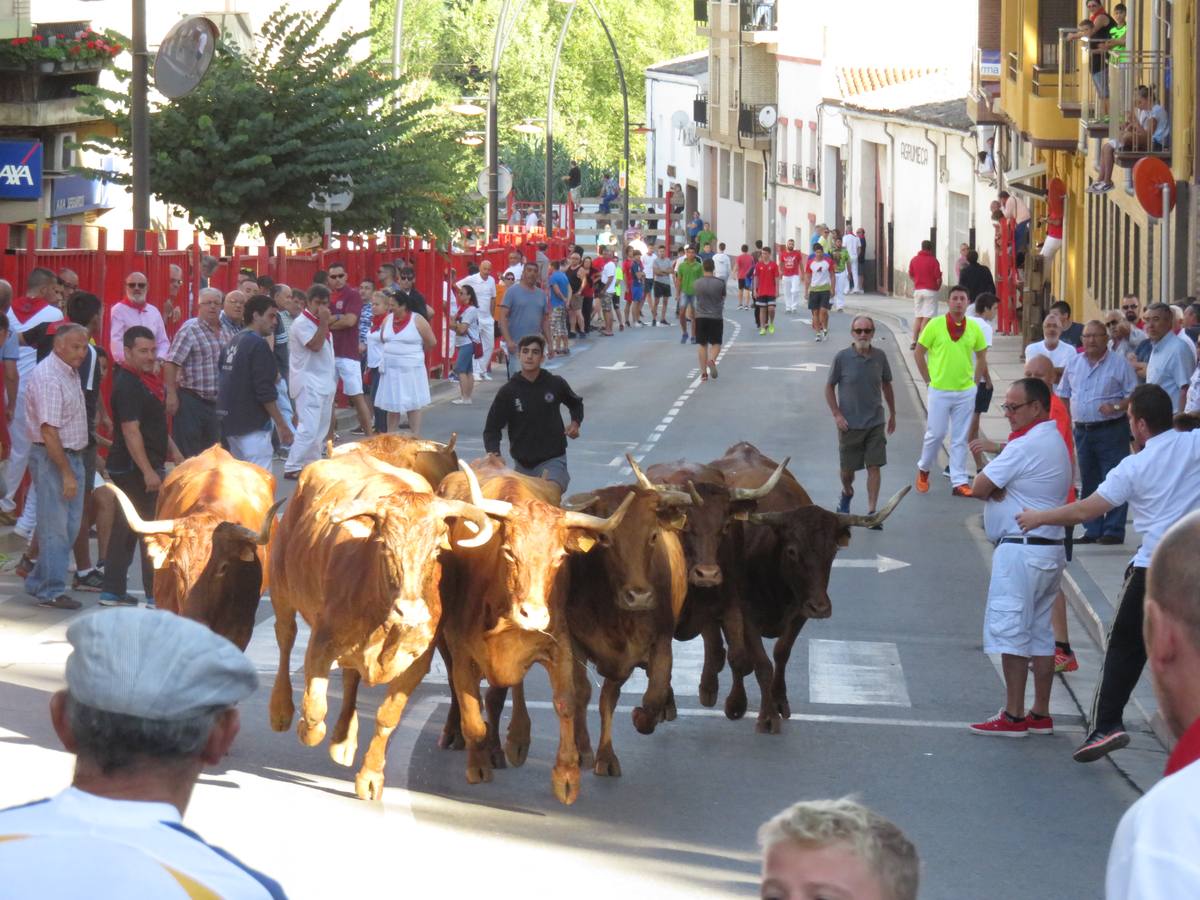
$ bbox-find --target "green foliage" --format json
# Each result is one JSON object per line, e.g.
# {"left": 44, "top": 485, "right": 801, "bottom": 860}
{"left": 76, "top": 1, "right": 475, "bottom": 248}
{"left": 369, "top": 0, "right": 703, "bottom": 201}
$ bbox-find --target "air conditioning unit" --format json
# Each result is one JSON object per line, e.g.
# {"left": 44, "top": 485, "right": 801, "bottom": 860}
{"left": 46, "top": 131, "right": 77, "bottom": 175}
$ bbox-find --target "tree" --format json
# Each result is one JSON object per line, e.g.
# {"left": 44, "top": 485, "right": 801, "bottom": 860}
{"left": 78, "top": 1, "right": 475, "bottom": 248}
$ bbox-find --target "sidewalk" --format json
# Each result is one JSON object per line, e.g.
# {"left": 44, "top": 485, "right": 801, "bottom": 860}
{"left": 843, "top": 292, "right": 1171, "bottom": 755}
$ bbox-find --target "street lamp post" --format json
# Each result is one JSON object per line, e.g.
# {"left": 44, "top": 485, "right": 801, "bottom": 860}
{"left": 544, "top": 2, "right": 576, "bottom": 232}
{"left": 131, "top": 0, "right": 150, "bottom": 251}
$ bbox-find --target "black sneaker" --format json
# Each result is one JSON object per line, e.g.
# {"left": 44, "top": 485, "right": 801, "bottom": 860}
{"left": 98, "top": 592, "right": 140, "bottom": 608}
{"left": 1073, "top": 727, "right": 1130, "bottom": 763}
{"left": 39, "top": 594, "right": 82, "bottom": 610}
{"left": 73, "top": 569, "right": 105, "bottom": 592}
{"left": 350, "top": 426, "right": 367, "bottom": 436}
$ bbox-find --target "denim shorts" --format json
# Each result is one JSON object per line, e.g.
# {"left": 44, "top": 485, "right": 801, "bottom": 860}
{"left": 453, "top": 343, "right": 475, "bottom": 375}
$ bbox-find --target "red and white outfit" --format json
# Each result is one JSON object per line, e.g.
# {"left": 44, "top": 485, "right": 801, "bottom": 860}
{"left": 779, "top": 248, "right": 803, "bottom": 312}
{"left": 456, "top": 272, "right": 496, "bottom": 378}
{"left": 1040, "top": 217, "right": 1063, "bottom": 265}
{"left": 285, "top": 310, "right": 336, "bottom": 475}
{"left": 908, "top": 249, "right": 943, "bottom": 319}
{"left": 375, "top": 312, "right": 430, "bottom": 415}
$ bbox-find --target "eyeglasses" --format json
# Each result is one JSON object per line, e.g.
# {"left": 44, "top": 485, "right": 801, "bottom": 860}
{"left": 1000, "top": 401, "right": 1034, "bottom": 414}
{"left": 126, "top": 281, "right": 147, "bottom": 288}
{"left": 852, "top": 328, "right": 874, "bottom": 335}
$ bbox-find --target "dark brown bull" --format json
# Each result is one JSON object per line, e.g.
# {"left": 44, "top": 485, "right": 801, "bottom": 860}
{"left": 437, "top": 460, "right": 632, "bottom": 804}
{"left": 267, "top": 454, "right": 493, "bottom": 800}
{"left": 561, "top": 456, "right": 691, "bottom": 777}
{"left": 711, "top": 442, "right": 907, "bottom": 734}
{"left": 329, "top": 432, "right": 459, "bottom": 487}
{"left": 105, "top": 446, "right": 281, "bottom": 650}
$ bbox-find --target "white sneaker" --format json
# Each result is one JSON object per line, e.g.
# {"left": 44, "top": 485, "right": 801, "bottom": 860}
{"left": 815, "top": 332, "right": 823, "bottom": 342}
{"left": 481, "top": 372, "right": 493, "bottom": 381}
{"left": 451, "top": 398, "right": 473, "bottom": 405}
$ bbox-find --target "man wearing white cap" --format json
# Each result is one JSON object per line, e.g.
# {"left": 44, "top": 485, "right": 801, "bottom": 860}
{"left": 0, "top": 608, "right": 286, "bottom": 898}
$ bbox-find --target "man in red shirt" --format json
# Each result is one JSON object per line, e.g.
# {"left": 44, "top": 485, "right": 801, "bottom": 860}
{"left": 736, "top": 245, "right": 756, "bottom": 311}
{"left": 753, "top": 247, "right": 781, "bottom": 335}
{"left": 907, "top": 240, "right": 943, "bottom": 349}
{"left": 325, "top": 262, "right": 374, "bottom": 438}
{"left": 779, "top": 239, "right": 804, "bottom": 314}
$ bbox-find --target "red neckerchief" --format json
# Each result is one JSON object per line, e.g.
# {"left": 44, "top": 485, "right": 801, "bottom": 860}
{"left": 391, "top": 311, "right": 412, "bottom": 334}
{"left": 1165, "top": 715, "right": 1200, "bottom": 776}
{"left": 302, "top": 309, "right": 320, "bottom": 325}
{"left": 117, "top": 297, "right": 147, "bottom": 311}
{"left": 946, "top": 313, "right": 967, "bottom": 342}
{"left": 1008, "top": 415, "right": 1050, "bottom": 442}
{"left": 370, "top": 314, "right": 385, "bottom": 335}
{"left": 9, "top": 296, "right": 49, "bottom": 322}
{"left": 122, "top": 363, "right": 165, "bottom": 403}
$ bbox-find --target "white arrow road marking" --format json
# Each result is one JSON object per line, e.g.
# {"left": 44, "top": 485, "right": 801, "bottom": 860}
{"left": 596, "top": 361, "right": 638, "bottom": 371}
{"left": 832, "top": 555, "right": 910, "bottom": 573}
{"left": 750, "top": 363, "right": 830, "bottom": 372}
{"left": 789, "top": 317, "right": 813, "bottom": 325}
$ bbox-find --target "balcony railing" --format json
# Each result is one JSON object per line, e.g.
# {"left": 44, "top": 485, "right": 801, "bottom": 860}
{"left": 741, "top": 0, "right": 777, "bottom": 31}
{"left": 1107, "top": 51, "right": 1173, "bottom": 167}
{"left": 738, "top": 103, "right": 772, "bottom": 140}
{"left": 693, "top": 0, "right": 708, "bottom": 23}
{"left": 792, "top": 163, "right": 803, "bottom": 182}
{"left": 693, "top": 93, "right": 708, "bottom": 127}
{"left": 806, "top": 166, "right": 817, "bottom": 187}
{"left": 777, "top": 161, "right": 789, "bottom": 182}
{"left": 1056, "top": 27, "right": 1083, "bottom": 116}
{"left": 1006, "top": 50, "right": 1019, "bottom": 82}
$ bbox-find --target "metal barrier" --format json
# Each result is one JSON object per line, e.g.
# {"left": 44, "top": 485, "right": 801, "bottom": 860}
{"left": 1057, "top": 27, "right": 1083, "bottom": 116}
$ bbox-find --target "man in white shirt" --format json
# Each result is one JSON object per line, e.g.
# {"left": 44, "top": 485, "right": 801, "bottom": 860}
{"left": 457, "top": 260, "right": 498, "bottom": 381}
{"left": 0, "top": 607, "right": 283, "bottom": 898}
{"left": 524, "top": 209, "right": 539, "bottom": 231}
{"left": 1104, "top": 511, "right": 1200, "bottom": 899}
{"left": 1018, "top": 383, "right": 1200, "bottom": 763}
{"left": 968, "top": 377, "right": 1072, "bottom": 737}
{"left": 842, "top": 228, "right": 863, "bottom": 293}
{"left": 712, "top": 242, "right": 733, "bottom": 285}
{"left": 503, "top": 249, "right": 526, "bottom": 282}
{"left": 1025, "top": 312, "right": 1077, "bottom": 378}
{"left": 284, "top": 285, "right": 335, "bottom": 479}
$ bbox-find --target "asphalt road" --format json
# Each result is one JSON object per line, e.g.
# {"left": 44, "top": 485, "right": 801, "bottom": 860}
{"left": 0, "top": 305, "right": 1148, "bottom": 899}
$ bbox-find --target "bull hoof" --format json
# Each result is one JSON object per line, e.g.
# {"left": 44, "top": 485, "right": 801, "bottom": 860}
{"left": 329, "top": 736, "right": 358, "bottom": 768}
{"left": 755, "top": 714, "right": 783, "bottom": 735}
{"left": 268, "top": 695, "right": 294, "bottom": 732}
{"left": 663, "top": 690, "right": 678, "bottom": 722}
{"left": 438, "top": 726, "right": 465, "bottom": 751}
{"left": 297, "top": 718, "right": 326, "bottom": 747}
{"left": 593, "top": 752, "right": 622, "bottom": 778}
{"left": 505, "top": 739, "right": 530, "bottom": 768}
{"left": 698, "top": 683, "right": 719, "bottom": 708}
{"left": 465, "top": 763, "right": 494, "bottom": 785}
{"left": 776, "top": 696, "right": 792, "bottom": 719}
{"left": 551, "top": 765, "right": 581, "bottom": 805}
{"left": 577, "top": 748, "right": 595, "bottom": 769}
{"left": 489, "top": 744, "right": 509, "bottom": 770}
{"left": 354, "top": 767, "right": 385, "bottom": 801}
{"left": 724, "top": 693, "right": 748, "bottom": 721}
{"left": 631, "top": 706, "right": 658, "bottom": 736}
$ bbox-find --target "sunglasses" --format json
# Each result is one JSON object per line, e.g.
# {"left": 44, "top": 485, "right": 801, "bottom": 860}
{"left": 126, "top": 282, "right": 147, "bottom": 288}
{"left": 852, "top": 328, "right": 875, "bottom": 335}
{"left": 1121, "top": 305, "right": 1138, "bottom": 310}
{"left": 398, "top": 274, "right": 414, "bottom": 280}
{"left": 328, "top": 273, "right": 347, "bottom": 280}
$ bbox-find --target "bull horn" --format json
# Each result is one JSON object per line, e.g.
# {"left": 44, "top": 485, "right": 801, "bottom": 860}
{"left": 686, "top": 480, "right": 704, "bottom": 507}
{"left": 836, "top": 486, "right": 911, "bottom": 529}
{"left": 367, "top": 458, "right": 433, "bottom": 493}
{"left": 326, "top": 439, "right": 336, "bottom": 458}
{"left": 747, "top": 510, "right": 789, "bottom": 527}
{"left": 254, "top": 498, "right": 287, "bottom": 545}
{"left": 625, "top": 454, "right": 655, "bottom": 491}
{"left": 654, "top": 488, "right": 693, "bottom": 508}
{"left": 563, "top": 493, "right": 599, "bottom": 512}
{"left": 433, "top": 498, "right": 495, "bottom": 548}
{"left": 562, "top": 491, "right": 635, "bottom": 534}
{"left": 104, "top": 483, "right": 176, "bottom": 535}
{"left": 729, "top": 457, "right": 791, "bottom": 502}
{"left": 445, "top": 432, "right": 457, "bottom": 453}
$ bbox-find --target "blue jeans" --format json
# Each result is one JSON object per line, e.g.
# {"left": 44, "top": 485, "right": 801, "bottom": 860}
{"left": 25, "top": 444, "right": 85, "bottom": 601}
{"left": 1075, "top": 421, "right": 1130, "bottom": 539}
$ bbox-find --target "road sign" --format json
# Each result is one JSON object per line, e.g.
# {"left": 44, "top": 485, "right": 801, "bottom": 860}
{"left": 832, "top": 555, "right": 909, "bottom": 573}
{"left": 750, "top": 363, "right": 830, "bottom": 373}
{"left": 596, "top": 361, "right": 637, "bottom": 371}
{"left": 1132, "top": 157, "right": 1176, "bottom": 218}
{"left": 309, "top": 175, "right": 354, "bottom": 214}
{"left": 0, "top": 140, "right": 42, "bottom": 200}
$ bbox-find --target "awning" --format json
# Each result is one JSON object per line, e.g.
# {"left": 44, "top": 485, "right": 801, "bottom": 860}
{"left": 1005, "top": 161, "right": 1048, "bottom": 199}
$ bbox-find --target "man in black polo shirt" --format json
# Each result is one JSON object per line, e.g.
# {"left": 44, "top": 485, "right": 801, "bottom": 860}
{"left": 217, "top": 295, "right": 293, "bottom": 470}
{"left": 392, "top": 266, "right": 428, "bottom": 319}
{"left": 483, "top": 334, "right": 583, "bottom": 493}
{"left": 100, "top": 326, "right": 180, "bottom": 608}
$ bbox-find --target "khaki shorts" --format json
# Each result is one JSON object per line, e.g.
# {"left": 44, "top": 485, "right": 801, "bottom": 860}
{"left": 838, "top": 423, "right": 887, "bottom": 472}
{"left": 599, "top": 293, "right": 614, "bottom": 314}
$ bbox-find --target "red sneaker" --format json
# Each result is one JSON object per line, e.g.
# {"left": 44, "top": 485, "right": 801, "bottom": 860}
{"left": 916, "top": 470, "right": 930, "bottom": 493}
{"left": 1026, "top": 712, "right": 1054, "bottom": 735}
{"left": 951, "top": 484, "right": 973, "bottom": 498}
{"left": 1054, "top": 648, "right": 1079, "bottom": 673}
{"left": 969, "top": 709, "right": 1028, "bottom": 738}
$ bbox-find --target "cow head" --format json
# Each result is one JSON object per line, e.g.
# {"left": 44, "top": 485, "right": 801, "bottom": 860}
{"left": 105, "top": 484, "right": 282, "bottom": 650}
{"left": 469, "top": 480, "right": 635, "bottom": 631}
{"left": 565, "top": 456, "right": 691, "bottom": 611}
{"left": 748, "top": 488, "right": 908, "bottom": 619}
{"left": 331, "top": 461, "right": 494, "bottom": 631}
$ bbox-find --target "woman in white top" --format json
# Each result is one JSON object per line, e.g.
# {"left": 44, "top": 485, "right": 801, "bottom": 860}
{"left": 365, "top": 291, "right": 391, "bottom": 434}
{"left": 451, "top": 284, "right": 481, "bottom": 405}
{"left": 375, "top": 294, "right": 436, "bottom": 435}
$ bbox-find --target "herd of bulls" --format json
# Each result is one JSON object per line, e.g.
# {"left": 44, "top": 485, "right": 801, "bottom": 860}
{"left": 105, "top": 436, "right": 907, "bottom": 806}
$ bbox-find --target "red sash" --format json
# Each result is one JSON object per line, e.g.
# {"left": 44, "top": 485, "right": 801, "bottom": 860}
{"left": 122, "top": 363, "right": 165, "bottom": 403}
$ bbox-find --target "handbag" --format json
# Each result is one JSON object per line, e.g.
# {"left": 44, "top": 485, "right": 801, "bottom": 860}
{"left": 473, "top": 341, "right": 484, "bottom": 359}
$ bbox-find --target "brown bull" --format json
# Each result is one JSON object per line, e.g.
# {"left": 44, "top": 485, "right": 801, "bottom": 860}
{"left": 267, "top": 455, "right": 492, "bottom": 801}
{"left": 437, "top": 461, "right": 632, "bottom": 805}
{"left": 329, "top": 432, "right": 459, "bottom": 487}
{"left": 710, "top": 442, "right": 907, "bottom": 734}
{"left": 563, "top": 456, "right": 690, "bottom": 777}
{"left": 105, "top": 446, "right": 280, "bottom": 650}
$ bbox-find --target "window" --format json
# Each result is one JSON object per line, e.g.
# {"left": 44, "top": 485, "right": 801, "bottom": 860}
{"left": 712, "top": 57, "right": 721, "bottom": 110}
{"left": 795, "top": 120, "right": 804, "bottom": 173}
{"left": 733, "top": 150, "right": 744, "bottom": 202}
{"left": 719, "top": 147, "right": 731, "bottom": 199}
{"left": 807, "top": 123, "right": 818, "bottom": 188}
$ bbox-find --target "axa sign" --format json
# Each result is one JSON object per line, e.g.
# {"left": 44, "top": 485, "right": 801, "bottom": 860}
{"left": 0, "top": 141, "right": 44, "bottom": 201}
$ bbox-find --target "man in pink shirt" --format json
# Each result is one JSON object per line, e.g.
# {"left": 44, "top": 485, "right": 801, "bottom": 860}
{"left": 109, "top": 271, "right": 169, "bottom": 365}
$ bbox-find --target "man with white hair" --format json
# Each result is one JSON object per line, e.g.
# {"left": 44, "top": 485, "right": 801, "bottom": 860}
{"left": 109, "top": 270, "right": 169, "bottom": 365}
{"left": 0, "top": 608, "right": 285, "bottom": 897}
{"left": 163, "top": 263, "right": 185, "bottom": 326}
{"left": 164, "top": 286, "right": 224, "bottom": 458}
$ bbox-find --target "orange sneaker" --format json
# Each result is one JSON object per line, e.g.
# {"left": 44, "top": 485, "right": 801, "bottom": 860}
{"left": 916, "top": 470, "right": 930, "bottom": 493}
{"left": 952, "top": 484, "right": 973, "bottom": 497}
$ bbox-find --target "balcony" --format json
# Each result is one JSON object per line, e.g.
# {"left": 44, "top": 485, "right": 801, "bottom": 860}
{"left": 791, "top": 163, "right": 803, "bottom": 182}
{"left": 741, "top": 0, "right": 778, "bottom": 34}
{"left": 806, "top": 166, "right": 817, "bottom": 188}
{"left": 693, "top": 93, "right": 708, "bottom": 127}
{"left": 0, "top": 65, "right": 104, "bottom": 128}
{"left": 1107, "top": 51, "right": 1173, "bottom": 168}
{"left": 1055, "top": 27, "right": 1083, "bottom": 118}
{"left": 738, "top": 103, "right": 772, "bottom": 142}
{"left": 968, "top": 47, "right": 1004, "bottom": 124}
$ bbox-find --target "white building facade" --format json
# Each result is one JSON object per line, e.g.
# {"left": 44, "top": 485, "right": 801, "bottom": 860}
{"left": 644, "top": 51, "right": 707, "bottom": 234}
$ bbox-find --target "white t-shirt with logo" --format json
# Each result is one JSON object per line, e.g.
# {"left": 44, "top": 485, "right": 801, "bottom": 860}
{"left": 806, "top": 257, "right": 832, "bottom": 289}
{"left": 289, "top": 312, "right": 336, "bottom": 397}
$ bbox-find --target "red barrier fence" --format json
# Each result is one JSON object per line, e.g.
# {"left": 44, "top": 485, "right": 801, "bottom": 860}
{"left": 0, "top": 225, "right": 576, "bottom": 378}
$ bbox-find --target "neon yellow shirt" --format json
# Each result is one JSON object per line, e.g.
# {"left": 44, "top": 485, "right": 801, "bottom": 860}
{"left": 918, "top": 315, "right": 987, "bottom": 391}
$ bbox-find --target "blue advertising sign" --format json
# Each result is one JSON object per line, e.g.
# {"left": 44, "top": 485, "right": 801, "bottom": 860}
{"left": 51, "top": 160, "right": 114, "bottom": 218}
{"left": 980, "top": 50, "right": 1002, "bottom": 80}
{"left": 0, "top": 140, "right": 43, "bottom": 200}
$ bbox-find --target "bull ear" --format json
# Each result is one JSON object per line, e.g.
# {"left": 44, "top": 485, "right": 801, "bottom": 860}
{"left": 142, "top": 534, "right": 174, "bottom": 570}
{"left": 658, "top": 510, "right": 688, "bottom": 531}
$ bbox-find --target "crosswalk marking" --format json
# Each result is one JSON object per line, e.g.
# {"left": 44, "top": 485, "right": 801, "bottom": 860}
{"left": 808, "top": 639, "right": 912, "bottom": 707}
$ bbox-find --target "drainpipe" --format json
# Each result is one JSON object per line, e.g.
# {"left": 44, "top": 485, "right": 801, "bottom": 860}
{"left": 958, "top": 133, "right": 977, "bottom": 250}
{"left": 844, "top": 113, "right": 854, "bottom": 232}
{"left": 924, "top": 128, "right": 939, "bottom": 256}
{"left": 883, "top": 122, "right": 897, "bottom": 294}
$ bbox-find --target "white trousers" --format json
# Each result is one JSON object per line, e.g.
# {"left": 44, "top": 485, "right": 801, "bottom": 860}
{"left": 918, "top": 386, "right": 976, "bottom": 486}
{"left": 1, "top": 382, "right": 30, "bottom": 510}
{"left": 474, "top": 320, "right": 495, "bottom": 377}
{"left": 285, "top": 388, "right": 333, "bottom": 474}
{"left": 782, "top": 275, "right": 802, "bottom": 311}
{"left": 834, "top": 271, "right": 849, "bottom": 309}
{"left": 228, "top": 429, "right": 275, "bottom": 472}
{"left": 850, "top": 256, "right": 862, "bottom": 292}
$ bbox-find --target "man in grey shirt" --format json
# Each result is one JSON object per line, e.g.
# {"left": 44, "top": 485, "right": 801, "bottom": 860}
{"left": 650, "top": 245, "right": 674, "bottom": 326}
{"left": 825, "top": 315, "right": 896, "bottom": 519}
{"left": 498, "top": 262, "right": 550, "bottom": 376}
{"left": 693, "top": 259, "right": 726, "bottom": 381}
